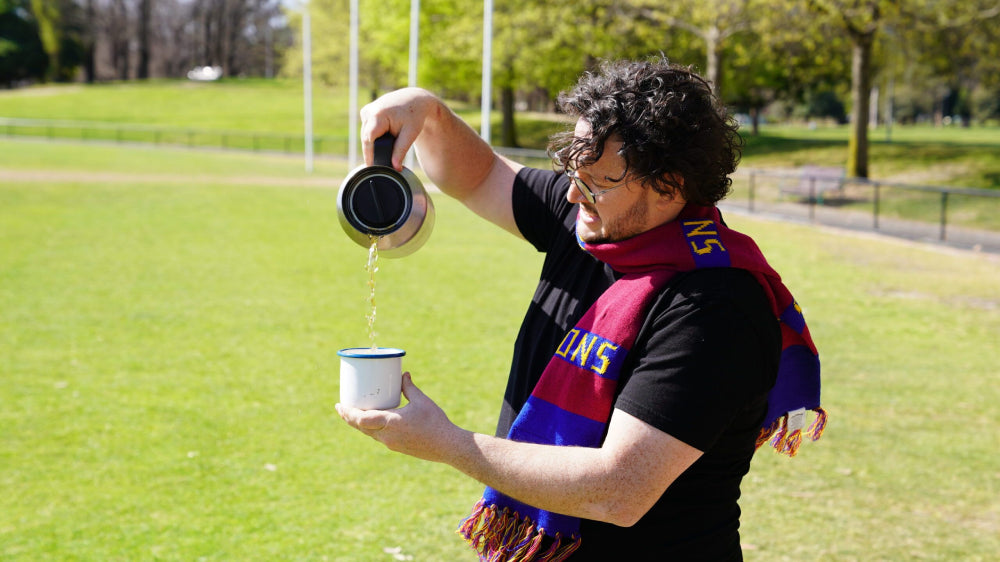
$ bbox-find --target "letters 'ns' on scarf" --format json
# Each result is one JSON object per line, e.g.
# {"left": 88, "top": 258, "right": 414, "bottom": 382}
{"left": 459, "top": 204, "right": 826, "bottom": 562}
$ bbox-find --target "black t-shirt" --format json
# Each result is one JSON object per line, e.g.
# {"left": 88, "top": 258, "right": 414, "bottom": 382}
{"left": 502, "top": 167, "right": 781, "bottom": 560}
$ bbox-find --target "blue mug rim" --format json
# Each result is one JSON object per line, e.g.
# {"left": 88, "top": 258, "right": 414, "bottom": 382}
{"left": 337, "top": 347, "right": 406, "bottom": 358}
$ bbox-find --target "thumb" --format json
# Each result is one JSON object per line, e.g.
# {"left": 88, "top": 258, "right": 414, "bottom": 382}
{"left": 400, "top": 372, "right": 423, "bottom": 402}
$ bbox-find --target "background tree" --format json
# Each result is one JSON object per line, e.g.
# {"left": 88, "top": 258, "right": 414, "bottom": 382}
{"left": 492, "top": 0, "right": 704, "bottom": 145}
{"left": 28, "top": 0, "right": 60, "bottom": 80}
{"left": 80, "top": 0, "right": 95, "bottom": 82}
{"left": 806, "top": 0, "right": 898, "bottom": 178}
{"left": 898, "top": 0, "right": 1000, "bottom": 126}
{"left": 729, "top": 0, "right": 850, "bottom": 132}
{"left": 108, "top": 0, "right": 129, "bottom": 79}
{"left": 0, "top": 0, "right": 49, "bottom": 86}
{"left": 282, "top": 0, "right": 405, "bottom": 96}
{"left": 136, "top": 0, "right": 149, "bottom": 78}
{"left": 635, "top": 0, "right": 754, "bottom": 98}
{"left": 419, "top": 0, "right": 483, "bottom": 98}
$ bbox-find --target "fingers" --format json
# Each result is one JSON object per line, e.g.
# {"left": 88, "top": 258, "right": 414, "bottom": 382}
{"left": 335, "top": 403, "right": 390, "bottom": 440}
{"left": 337, "top": 373, "right": 420, "bottom": 442}
{"left": 360, "top": 119, "right": 412, "bottom": 171}
{"left": 389, "top": 128, "right": 420, "bottom": 171}
{"left": 358, "top": 111, "right": 385, "bottom": 168}
{"left": 358, "top": 88, "right": 430, "bottom": 170}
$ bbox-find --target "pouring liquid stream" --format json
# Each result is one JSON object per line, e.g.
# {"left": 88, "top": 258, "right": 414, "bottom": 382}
{"left": 365, "top": 236, "right": 380, "bottom": 350}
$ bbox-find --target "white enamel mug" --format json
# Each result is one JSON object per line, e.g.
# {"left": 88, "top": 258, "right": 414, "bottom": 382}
{"left": 337, "top": 347, "right": 405, "bottom": 410}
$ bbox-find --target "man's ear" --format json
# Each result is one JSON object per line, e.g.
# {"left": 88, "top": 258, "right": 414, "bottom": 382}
{"left": 655, "top": 174, "right": 686, "bottom": 209}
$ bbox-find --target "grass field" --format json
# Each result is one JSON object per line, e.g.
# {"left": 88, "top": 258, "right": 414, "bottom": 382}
{"left": 2, "top": 139, "right": 999, "bottom": 560}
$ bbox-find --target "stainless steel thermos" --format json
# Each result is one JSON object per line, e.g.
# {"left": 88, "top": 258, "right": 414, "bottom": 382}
{"left": 337, "top": 133, "right": 435, "bottom": 258}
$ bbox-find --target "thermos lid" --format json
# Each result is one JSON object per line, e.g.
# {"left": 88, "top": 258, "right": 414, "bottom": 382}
{"left": 340, "top": 169, "right": 412, "bottom": 235}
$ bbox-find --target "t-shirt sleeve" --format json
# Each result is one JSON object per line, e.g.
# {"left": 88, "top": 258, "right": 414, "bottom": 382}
{"left": 614, "top": 269, "right": 780, "bottom": 452}
{"left": 512, "top": 167, "right": 575, "bottom": 253}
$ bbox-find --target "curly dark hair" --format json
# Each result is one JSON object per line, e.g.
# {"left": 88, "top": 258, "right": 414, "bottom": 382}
{"left": 550, "top": 57, "right": 743, "bottom": 206}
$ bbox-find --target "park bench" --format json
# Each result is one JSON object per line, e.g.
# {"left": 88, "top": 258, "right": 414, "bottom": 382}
{"left": 780, "top": 165, "right": 845, "bottom": 204}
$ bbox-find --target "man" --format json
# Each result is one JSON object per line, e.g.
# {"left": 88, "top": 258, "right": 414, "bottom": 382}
{"left": 336, "top": 58, "right": 823, "bottom": 561}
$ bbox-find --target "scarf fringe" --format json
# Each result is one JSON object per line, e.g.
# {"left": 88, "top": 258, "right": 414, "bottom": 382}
{"left": 459, "top": 500, "right": 582, "bottom": 562}
{"left": 755, "top": 407, "right": 828, "bottom": 457}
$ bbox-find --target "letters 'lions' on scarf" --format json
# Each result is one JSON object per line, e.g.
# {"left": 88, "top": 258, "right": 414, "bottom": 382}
{"left": 459, "top": 204, "right": 825, "bottom": 562}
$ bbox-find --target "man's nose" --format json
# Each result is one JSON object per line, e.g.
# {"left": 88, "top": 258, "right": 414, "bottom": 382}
{"left": 565, "top": 179, "right": 586, "bottom": 204}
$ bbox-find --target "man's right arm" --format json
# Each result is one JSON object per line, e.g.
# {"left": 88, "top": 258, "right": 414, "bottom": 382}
{"left": 359, "top": 88, "right": 524, "bottom": 238}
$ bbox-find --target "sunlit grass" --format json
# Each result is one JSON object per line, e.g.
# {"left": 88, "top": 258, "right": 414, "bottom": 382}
{"left": 2, "top": 141, "right": 999, "bottom": 559}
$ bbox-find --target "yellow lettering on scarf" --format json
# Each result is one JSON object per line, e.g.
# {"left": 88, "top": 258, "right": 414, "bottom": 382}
{"left": 683, "top": 220, "right": 718, "bottom": 237}
{"left": 689, "top": 238, "right": 726, "bottom": 255}
{"left": 683, "top": 220, "right": 726, "bottom": 255}
{"left": 556, "top": 329, "right": 580, "bottom": 359}
{"left": 570, "top": 333, "right": 597, "bottom": 366}
{"left": 592, "top": 342, "right": 619, "bottom": 375}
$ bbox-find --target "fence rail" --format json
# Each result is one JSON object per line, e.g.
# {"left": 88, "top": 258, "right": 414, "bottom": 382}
{"left": 0, "top": 117, "right": 347, "bottom": 156}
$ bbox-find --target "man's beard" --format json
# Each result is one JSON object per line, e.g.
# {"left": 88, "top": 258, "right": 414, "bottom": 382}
{"left": 577, "top": 195, "right": 649, "bottom": 244}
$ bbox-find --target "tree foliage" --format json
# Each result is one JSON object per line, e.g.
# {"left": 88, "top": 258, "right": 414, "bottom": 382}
{"left": 1, "top": 0, "right": 48, "bottom": 86}
{"left": 3, "top": 0, "right": 999, "bottom": 168}
{"left": 1, "top": 0, "right": 83, "bottom": 84}
{"left": 1, "top": 0, "right": 289, "bottom": 84}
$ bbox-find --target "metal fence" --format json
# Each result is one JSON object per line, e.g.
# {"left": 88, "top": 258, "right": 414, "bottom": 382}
{"left": 0, "top": 117, "right": 348, "bottom": 155}
{"left": 730, "top": 169, "right": 1000, "bottom": 253}
{"left": 495, "top": 148, "right": 1000, "bottom": 253}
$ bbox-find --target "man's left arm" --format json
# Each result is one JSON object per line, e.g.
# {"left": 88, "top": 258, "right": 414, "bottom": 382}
{"left": 336, "top": 372, "right": 702, "bottom": 527}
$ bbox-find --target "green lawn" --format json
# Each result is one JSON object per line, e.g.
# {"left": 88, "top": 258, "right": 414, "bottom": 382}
{"left": 2, "top": 133, "right": 999, "bottom": 560}
{"left": 0, "top": 79, "right": 340, "bottom": 134}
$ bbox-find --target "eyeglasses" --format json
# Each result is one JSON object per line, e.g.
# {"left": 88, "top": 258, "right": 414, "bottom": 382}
{"left": 565, "top": 169, "right": 642, "bottom": 204}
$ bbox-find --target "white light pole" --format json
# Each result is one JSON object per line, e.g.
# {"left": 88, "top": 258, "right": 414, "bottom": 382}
{"left": 405, "top": 0, "right": 419, "bottom": 169}
{"left": 409, "top": 0, "right": 419, "bottom": 87}
{"left": 480, "top": 0, "right": 493, "bottom": 144}
{"left": 303, "top": 1, "right": 314, "bottom": 173}
{"left": 348, "top": 0, "right": 360, "bottom": 169}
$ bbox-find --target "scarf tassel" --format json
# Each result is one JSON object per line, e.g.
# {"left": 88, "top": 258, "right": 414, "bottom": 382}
{"left": 755, "top": 407, "right": 828, "bottom": 457}
{"left": 459, "top": 500, "right": 582, "bottom": 562}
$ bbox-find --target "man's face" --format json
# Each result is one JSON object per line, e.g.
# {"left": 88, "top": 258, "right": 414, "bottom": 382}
{"left": 566, "top": 120, "right": 670, "bottom": 244}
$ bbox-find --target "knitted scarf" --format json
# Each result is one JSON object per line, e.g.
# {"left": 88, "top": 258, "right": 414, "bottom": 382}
{"left": 459, "top": 204, "right": 825, "bottom": 561}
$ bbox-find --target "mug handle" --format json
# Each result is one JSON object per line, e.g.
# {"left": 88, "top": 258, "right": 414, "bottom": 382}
{"left": 374, "top": 133, "right": 395, "bottom": 168}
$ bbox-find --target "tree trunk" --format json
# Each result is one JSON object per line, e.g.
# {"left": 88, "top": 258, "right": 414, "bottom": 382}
{"left": 847, "top": 32, "right": 873, "bottom": 179}
{"left": 30, "top": 0, "right": 60, "bottom": 82}
{"left": 83, "top": 0, "right": 96, "bottom": 83}
{"left": 112, "top": 0, "right": 130, "bottom": 80}
{"left": 202, "top": 2, "right": 214, "bottom": 65}
{"left": 225, "top": 0, "right": 245, "bottom": 77}
{"left": 501, "top": 86, "right": 518, "bottom": 148}
{"left": 705, "top": 25, "right": 722, "bottom": 97}
{"left": 137, "top": 0, "right": 151, "bottom": 79}
{"left": 750, "top": 106, "right": 760, "bottom": 137}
